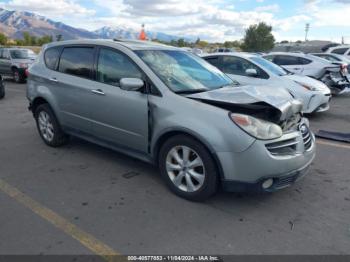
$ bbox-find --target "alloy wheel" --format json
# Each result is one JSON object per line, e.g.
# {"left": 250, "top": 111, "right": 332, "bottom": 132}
{"left": 38, "top": 111, "right": 54, "bottom": 142}
{"left": 165, "top": 146, "right": 205, "bottom": 192}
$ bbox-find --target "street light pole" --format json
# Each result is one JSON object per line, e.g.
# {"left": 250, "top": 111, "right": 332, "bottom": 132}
{"left": 305, "top": 23, "right": 310, "bottom": 42}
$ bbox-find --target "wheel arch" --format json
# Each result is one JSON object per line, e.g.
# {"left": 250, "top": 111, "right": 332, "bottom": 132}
{"left": 31, "top": 97, "right": 50, "bottom": 115}
{"left": 152, "top": 129, "right": 225, "bottom": 180}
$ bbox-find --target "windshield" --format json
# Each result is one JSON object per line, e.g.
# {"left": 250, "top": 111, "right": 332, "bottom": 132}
{"left": 10, "top": 49, "right": 36, "bottom": 59}
{"left": 135, "top": 50, "right": 233, "bottom": 93}
{"left": 251, "top": 56, "right": 287, "bottom": 76}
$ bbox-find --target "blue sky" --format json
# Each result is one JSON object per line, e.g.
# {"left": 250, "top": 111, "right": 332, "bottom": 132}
{"left": 1, "top": 0, "right": 350, "bottom": 42}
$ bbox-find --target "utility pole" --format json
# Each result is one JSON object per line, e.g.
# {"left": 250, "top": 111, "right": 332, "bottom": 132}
{"left": 305, "top": 23, "right": 310, "bottom": 42}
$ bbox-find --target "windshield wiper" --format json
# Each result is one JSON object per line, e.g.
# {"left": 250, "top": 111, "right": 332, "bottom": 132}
{"left": 175, "top": 88, "right": 209, "bottom": 94}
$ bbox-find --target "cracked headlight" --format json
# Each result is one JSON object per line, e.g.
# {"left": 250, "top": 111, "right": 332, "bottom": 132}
{"left": 230, "top": 113, "right": 283, "bottom": 140}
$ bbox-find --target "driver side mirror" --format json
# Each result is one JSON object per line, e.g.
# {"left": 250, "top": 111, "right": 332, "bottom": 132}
{"left": 120, "top": 78, "right": 144, "bottom": 92}
{"left": 245, "top": 68, "right": 258, "bottom": 77}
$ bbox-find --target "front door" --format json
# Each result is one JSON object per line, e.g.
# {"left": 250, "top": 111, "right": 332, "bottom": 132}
{"left": 90, "top": 47, "right": 149, "bottom": 152}
{"left": 219, "top": 56, "right": 271, "bottom": 86}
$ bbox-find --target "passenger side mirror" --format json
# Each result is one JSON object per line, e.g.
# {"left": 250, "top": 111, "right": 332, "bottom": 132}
{"left": 120, "top": 78, "right": 144, "bottom": 91}
{"left": 245, "top": 68, "right": 258, "bottom": 77}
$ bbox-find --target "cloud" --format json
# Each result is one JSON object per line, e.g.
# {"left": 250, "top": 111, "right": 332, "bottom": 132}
{"left": 0, "top": 0, "right": 95, "bottom": 17}
{"left": 254, "top": 4, "right": 280, "bottom": 12}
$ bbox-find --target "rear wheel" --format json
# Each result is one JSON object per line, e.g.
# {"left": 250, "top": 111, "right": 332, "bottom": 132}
{"left": 34, "top": 104, "right": 68, "bottom": 147}
{"left": 159, "top": 135, "right": 218, "bottom": 201}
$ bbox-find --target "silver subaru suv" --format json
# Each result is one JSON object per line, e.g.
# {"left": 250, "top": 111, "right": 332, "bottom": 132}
{"left": 27, "top": 39, "right": 316, "bottom": 201}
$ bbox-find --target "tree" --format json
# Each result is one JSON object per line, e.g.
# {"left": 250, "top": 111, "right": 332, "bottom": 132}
{"left": 0, "top": 33, "right": 8, "bottom": 45}
{"left": 197, "top": 40, "right": 209, "bottom": 49}
{"left": 241, "top": 22, "right": 275, "bottom": 52}
{"left": 37, "top": 35, "right": 53, "bottom": 45}
{"left": 177, "top": 38, "right": 186, "bottom": 47}
{"left": 23, "top": 32, "right": 32, "bottom": 45}
{"left": 224, "top": 41, "right": 241, "bottom": 49}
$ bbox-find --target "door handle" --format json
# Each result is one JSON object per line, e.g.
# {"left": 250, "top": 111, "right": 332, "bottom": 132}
{"left": 91, "top": 89, "right": 105, "bottom": 95}
{"left": 49, "top": 77, "right": 59, "bottom": 83}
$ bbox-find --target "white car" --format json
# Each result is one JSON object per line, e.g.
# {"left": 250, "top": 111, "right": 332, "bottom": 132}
{"left": 202, "top": 52, "right": 331, "bottom": 113}
{"left": 311, "top": 53, "right": 350, "bottom": 73}
{"left": 326, "top": 45, "right": 350, "bottom": 58}
{"left": 263, "top": 52, "right": 340, "bottom": 79}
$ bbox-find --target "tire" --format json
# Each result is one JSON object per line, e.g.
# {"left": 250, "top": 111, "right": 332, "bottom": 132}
{"left": 34, "top": 104, "right": 68, "bottom": 147}
{"left": 13, "top": 68, "right": 25, "bottom": 83}
{"left": 0, "top": 82, "right": 4, "bottom": 99}
{"left": 158, "top": 135, "right": 218, "bottom": 201}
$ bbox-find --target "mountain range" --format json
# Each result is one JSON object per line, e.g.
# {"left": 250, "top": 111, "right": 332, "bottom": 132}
{"left": 0, "top": 8, "right": 192, "bottom": 42}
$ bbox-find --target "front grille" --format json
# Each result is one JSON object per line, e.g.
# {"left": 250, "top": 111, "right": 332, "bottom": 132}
{"left": 265, "top": 138, "right": 298, "bottom": 155}
{"left": 300, "top": 124, "right": 312, "bottom": 150}
{"left": 274, "top": 174, "right": 298, "bottom": 189}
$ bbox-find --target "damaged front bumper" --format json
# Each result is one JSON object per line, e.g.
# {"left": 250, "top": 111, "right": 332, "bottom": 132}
{"left": 217, "top": 119, "right": 316, "bottom": 192}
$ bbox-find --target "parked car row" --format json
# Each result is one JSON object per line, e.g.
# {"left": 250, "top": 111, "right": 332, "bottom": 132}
{"left": 263, "top": 52, "right": 350, "bottom": 95}
{"left": 202, "top": 52, "right": 331, "bottom": 114}
{"left": 26, "top": 39, "right": 316, "bottom": 201}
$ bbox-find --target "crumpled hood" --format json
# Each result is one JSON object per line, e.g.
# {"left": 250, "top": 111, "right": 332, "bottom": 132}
{"left": 187, "top": 85, "right": 303, "bottom": 121}
{"left": 283, "top": 74, "right": 330, "bottom": 94}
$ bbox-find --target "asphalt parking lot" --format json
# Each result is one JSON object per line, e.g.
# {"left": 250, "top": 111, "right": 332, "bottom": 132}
{"left": 0, "top": 80, "right": 349, "bottom": 256}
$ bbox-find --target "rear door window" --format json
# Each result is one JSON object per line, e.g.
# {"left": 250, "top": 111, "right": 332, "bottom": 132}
{"left": 97, "top": 48, "right": 142, "bottom": 87}
{"left": 44, "top": 47, "right": 61, "bottom": 70}
{"left": 274, "top": 55, "right": 300, "bottom": 65}
{"left": 204, "top": 56, "right": 220, "bottom": 69}
{"left": 331, "top": 48, "right": 348, "bottom": 55}
{"left": 58, "top": 47, "right": 94, "bottom": 79}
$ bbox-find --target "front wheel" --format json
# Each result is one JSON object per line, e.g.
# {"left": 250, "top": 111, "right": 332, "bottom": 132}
{"left": 159, "top": 135, "right": 219, "bottom": 201}
{"left": 34, "top": 104, "right": 68, "bottom": 147}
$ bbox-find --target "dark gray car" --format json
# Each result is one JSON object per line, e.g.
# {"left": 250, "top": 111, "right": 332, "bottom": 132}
{"left": 27, "top": 40, "right": 316, "bottom": 201}
{"left": 0, "top": 48, "right": 36, "bottom": 83}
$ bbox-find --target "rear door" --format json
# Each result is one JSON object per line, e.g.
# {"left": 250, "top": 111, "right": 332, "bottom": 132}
{"left": 90, "top": 47, "right": 149, "bottom": 152}
{"left": 273, "top": 55, "right": 304, "bottom": 74}
{"left": 50, "top": 46, "right": 96, "bottom": 133}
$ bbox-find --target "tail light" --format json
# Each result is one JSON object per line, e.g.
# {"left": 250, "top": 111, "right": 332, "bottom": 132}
{"left": 341, "top": 64, "right": 348, "bottom": 74}
{"left": 25, "top": 69, "right": 29, "bottom": 77}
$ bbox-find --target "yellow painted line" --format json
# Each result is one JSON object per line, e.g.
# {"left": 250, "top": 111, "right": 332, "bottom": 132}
{"left": 316, "top": 139, "right": 350, "bottom": 150}
{"left": 0, "top": 179, "right": 121, "bottom": 262}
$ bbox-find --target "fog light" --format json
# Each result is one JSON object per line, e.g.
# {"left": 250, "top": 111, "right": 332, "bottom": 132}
{"left": 262, "top": 178, "right": 274, "bottom": 189}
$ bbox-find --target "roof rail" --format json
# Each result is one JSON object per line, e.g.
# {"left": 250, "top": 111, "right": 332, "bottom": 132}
{"left": 113, "top": 38, "right": 168, "bottom": 46}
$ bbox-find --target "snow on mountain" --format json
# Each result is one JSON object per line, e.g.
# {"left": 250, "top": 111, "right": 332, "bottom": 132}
{"left": 0, "top": 8, "right": 193, "bottom": 42}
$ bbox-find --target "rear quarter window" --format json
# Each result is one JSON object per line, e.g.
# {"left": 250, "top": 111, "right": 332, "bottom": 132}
{"left": 298, "top": 57, "right": 312, "bottom": 65}
{"left": 44, "top": 47, "right": 61, "bottom": 70}
{"left": 331, "top": 48, "right": 349, "bottom": 55}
